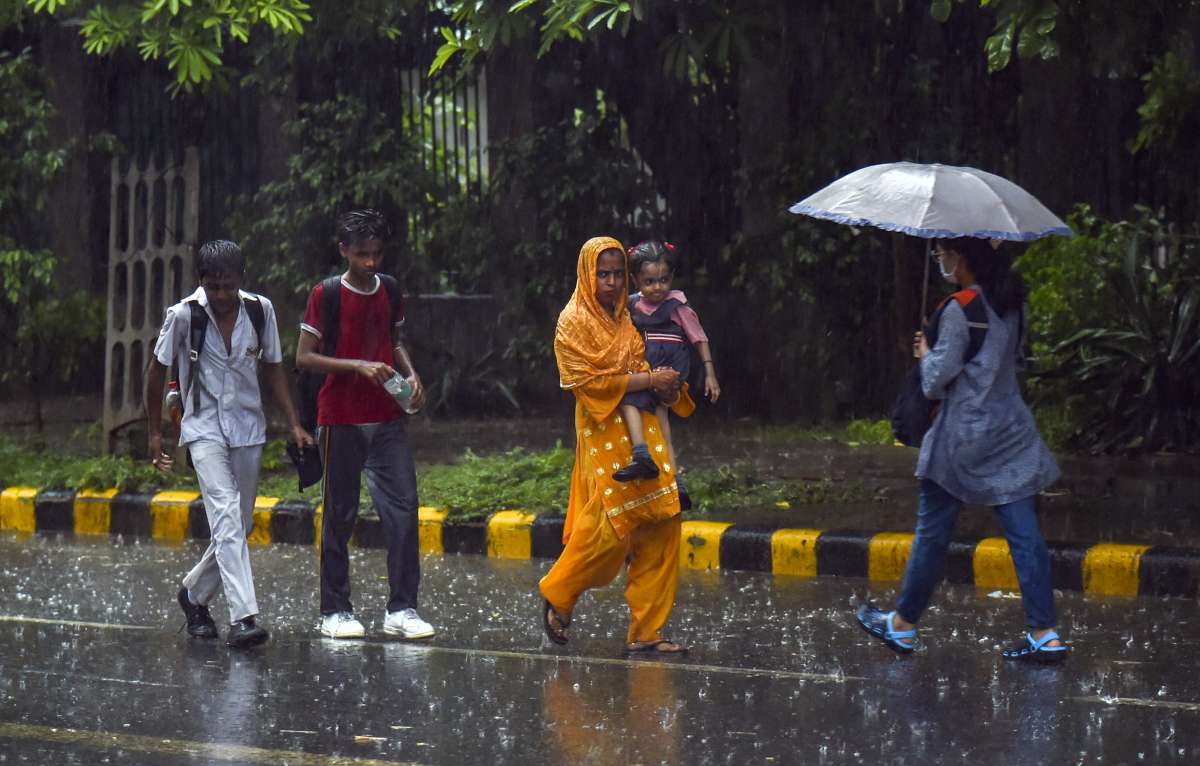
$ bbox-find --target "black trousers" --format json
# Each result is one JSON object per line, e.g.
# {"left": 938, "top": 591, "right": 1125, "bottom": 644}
{"left": 318, "top": 420, "right": 420, "bottom": 615}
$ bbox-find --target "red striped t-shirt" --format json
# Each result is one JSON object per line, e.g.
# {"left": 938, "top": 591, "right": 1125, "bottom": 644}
{"left": 301, "top": 276, "right": 405, "bottom": 426}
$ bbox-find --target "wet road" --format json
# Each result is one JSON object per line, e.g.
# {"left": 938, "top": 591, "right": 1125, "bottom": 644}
{"left": 0, "top": 533, "right": 1197, "bottom": 764}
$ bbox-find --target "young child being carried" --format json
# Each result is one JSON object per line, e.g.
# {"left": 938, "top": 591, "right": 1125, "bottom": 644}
{"left": 613, "top": 240, "right": 720, "bottom": 508}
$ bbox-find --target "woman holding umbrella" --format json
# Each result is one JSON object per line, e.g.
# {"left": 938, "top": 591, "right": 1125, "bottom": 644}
{"left": 790, "top": 162, "right": 1071, "bottom": 662}
{"left": 856, "top": 236, "right": 1067, "bottom": 662}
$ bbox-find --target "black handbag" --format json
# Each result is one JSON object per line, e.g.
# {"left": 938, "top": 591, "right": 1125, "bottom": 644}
{"left": 286, "top": 442, "right": 323, "bottom": 491}
{"left": 891, "top": 365, "right": 934, "bottom": 448}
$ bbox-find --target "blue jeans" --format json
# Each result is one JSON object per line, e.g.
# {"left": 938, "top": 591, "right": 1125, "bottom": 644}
{"left": 896, "top": 479, "right": 1057, "bottom": 629}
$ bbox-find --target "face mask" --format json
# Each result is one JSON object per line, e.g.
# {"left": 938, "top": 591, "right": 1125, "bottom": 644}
{"left": 937, "top": 254, "right": 958, "bottom": 282}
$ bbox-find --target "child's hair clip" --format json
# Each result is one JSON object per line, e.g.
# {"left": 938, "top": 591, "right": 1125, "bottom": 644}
{"left": 665, "top": 242, "right": 676, "bottom": 252}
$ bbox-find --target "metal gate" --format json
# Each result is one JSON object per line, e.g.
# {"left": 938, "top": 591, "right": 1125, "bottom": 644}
{"left": 400, "top": 66, "right": 489, "bottom": 248}
{"left": 102, "top": 149, "right": 199, "bottom": 451}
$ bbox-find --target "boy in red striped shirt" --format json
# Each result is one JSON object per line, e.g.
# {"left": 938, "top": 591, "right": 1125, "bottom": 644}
{"left": 296, "top": 209, "right": 434, "bottom": 640}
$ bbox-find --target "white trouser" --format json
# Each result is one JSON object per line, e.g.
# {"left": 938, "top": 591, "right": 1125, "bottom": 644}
{"left": 182, "top": 440, "right": 263, "bottom": 624}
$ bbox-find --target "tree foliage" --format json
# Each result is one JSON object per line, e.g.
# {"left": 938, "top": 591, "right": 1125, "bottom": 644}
{"left": 9, "top": 0, "right": 1200, "bottom": 436}
{"left": 0, "top": 49, "right": 105, "bottom": 427}
{"left": 26, "top": 0, "right": 312, "bottom": 90}
{"left": 929, "top": 1, "right": 1059, "bottom": 72}
{"left": 0, "top": 49, "right": 66, "bottom": 234}
{"left": 1133, "top": 49, "right": 1200, "bottom": 154}
{"left": 1051, "top": 242, "right": 1200, "bottom": 453}
{"left": 430, "top": 0, "right": 1059, "bottom": 76}
{"left": 227, "top": 94, "right": 433, "bottom": 298}
{"left": 1019, "top": 207, "right": 1200, "bottom": 452}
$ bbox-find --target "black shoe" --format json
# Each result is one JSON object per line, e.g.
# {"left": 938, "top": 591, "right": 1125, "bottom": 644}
{"left": 678, "top": 490, "right": 692, "bottom": 511}
{"left": 613, "top": 454, "right": 660, "bottom": 482}
{"left": 177, "top": 587, "right": 217, "bottom": 639}
{"left": 226, "top": 617, "right": 269, "bottom": 649}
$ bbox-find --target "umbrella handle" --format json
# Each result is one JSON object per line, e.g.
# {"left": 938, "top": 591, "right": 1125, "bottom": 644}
{"left": 920, "top": 239, "right": 931, "bottom": 326}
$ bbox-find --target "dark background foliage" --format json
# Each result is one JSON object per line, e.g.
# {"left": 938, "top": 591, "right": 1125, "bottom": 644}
{"left": 3, "top": 0, "right": 1200, "bottom": 449}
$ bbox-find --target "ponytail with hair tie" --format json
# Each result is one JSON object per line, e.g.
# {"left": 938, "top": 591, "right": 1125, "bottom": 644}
{"left": 626, "top": 239, "right": 676, "bottom": 277}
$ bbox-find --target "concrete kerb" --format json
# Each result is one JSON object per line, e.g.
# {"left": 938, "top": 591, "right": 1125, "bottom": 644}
{"left": 2, "top": 485, "right": 1197, "bottom": 599}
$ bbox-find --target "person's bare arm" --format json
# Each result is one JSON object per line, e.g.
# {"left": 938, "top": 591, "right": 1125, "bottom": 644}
{"left": 144, "top": 359, "right": 172, "bottom": 473}
{"left": 263, "top": 362, "right": 315, "bottom": 447}
{"left": 630, "top": 368, "right": 679, "bottom": 395}
{"left": 695, "top": 340, "right": 720, "bottom": 402}
{"left": 295, "top": 330, "right": 394, "bottom": 385}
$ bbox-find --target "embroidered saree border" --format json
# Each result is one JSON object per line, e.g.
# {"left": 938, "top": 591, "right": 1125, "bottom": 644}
{"left": 605, "top": 483, "right": 678, "bottom": 520}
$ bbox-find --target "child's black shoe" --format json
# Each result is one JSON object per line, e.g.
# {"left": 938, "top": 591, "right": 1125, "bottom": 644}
{"left": 613, "top": 453, "right": 660, "bottom": 482}
{"left": 676, "top": 477, "right": 691, "bottom": 510}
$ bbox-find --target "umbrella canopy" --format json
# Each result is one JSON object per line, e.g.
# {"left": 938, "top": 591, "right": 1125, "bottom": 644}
{"left": 788, "top": 162, "right": 1071, "bottom": 241}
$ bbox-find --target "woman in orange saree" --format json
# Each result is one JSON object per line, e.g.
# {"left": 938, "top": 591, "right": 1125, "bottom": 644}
{"left": 539, "top": 236, "right": 693, "bottom": 655}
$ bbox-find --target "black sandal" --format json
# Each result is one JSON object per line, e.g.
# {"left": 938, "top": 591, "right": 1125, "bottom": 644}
{"left": 624, "top": 638, "right": 688, "bottom": 656}
{"left": 1001, "top": 630, "right": 1069, "bottom": 664}
{"left": 543, "top": 600, "right": 570, "bottom": 645}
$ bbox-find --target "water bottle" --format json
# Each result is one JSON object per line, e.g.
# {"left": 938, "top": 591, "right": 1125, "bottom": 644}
{"left": 384, "top": 372, "right": 421, "bottom": 414}
{"left": 164, "top": 380, "right": 184, "bottom": 432}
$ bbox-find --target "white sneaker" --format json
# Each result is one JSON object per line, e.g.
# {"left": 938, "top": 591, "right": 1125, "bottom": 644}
{"left": 319, "top": 611, "right": 365, "bottom": 639}
{"left": 383, "top": 608, "right": 435, "bottom": 639}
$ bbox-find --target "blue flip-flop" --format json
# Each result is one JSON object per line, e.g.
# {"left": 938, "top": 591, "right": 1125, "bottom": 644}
{"left": 1001, "top": 630, "right": 1069, "bottom": 664}
{"left": 856, "top": 602, "right": 917, "bottom": 654}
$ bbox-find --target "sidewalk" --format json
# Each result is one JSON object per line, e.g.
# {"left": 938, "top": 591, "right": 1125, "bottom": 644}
{"left": 6, "top": 398, "right": 1199, "bottom": 546}
{"left": 4, "top": 402, "right": 1200, "bottom": 599}
{"left": 2, "top": 483, "right": 1197, "bottom": 601}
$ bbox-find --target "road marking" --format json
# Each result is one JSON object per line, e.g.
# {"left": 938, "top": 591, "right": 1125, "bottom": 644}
{"left": 680, "top": 520, "right": 732, "bottom": 571}
{"left": 487, "top": 510, "right": 536, "bottom": 559}
{"left": 417, "top": 507, "right": 448, "bottom": 555}
{"left": 0, "top": 722, "right": 426, "bottom": 766}
{"left": 867, "top": 532, "right": 913, "bottom": 582}
{"left": 771, "top": 528, "right": 821, "bottom": 578}
{"left": 384, "top": 643, "right": 866, "bottom": 683}
{"left": 1083, "top": 543, "right": 1151, "bottom": 596}
{"left": 973, "top": 538, "right": 1020, "bottom": 590}
{"left": 0, "top": 615, "right": 156, "bottom": 632}
{"left": 21, "top": 669, "right": 180, "bottom": 689}
{"left": 1074, "top": 695, "right": 1200, "bottom": 712}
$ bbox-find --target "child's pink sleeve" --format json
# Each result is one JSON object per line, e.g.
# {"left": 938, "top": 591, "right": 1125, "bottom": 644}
{"left": 672, "top": 305, "right": 708, "bottom": 344}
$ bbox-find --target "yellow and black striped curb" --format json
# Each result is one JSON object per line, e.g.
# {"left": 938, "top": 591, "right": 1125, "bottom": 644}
{"left": 2, "top": 486, "right": 1196, "bottom": 599}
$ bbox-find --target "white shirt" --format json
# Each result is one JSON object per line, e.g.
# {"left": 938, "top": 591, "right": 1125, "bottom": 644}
{"left": 154, "top": 287, "right": 283, "bottom": 448}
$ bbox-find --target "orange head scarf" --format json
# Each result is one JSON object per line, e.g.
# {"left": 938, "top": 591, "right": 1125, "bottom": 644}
{"left": 555, "top": 236, "right": 647, "bottom": 390}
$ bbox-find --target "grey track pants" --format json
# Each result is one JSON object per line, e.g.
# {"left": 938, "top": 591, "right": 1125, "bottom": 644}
{"left": 182, "top": 440, "right": 263, "bottom": 623}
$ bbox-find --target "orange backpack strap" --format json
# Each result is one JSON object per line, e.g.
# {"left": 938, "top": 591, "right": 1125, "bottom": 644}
{"left": 927, "top": 288, "right": 990, "bottom": 363}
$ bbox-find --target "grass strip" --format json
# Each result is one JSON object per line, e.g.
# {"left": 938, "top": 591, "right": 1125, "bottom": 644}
{"left": 1, "top": 420, "right": 890, "bottom": 523}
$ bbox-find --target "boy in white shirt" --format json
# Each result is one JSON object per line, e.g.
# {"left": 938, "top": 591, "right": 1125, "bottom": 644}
{"left": 146, "top": 240, "right": 313, "bottom": 649}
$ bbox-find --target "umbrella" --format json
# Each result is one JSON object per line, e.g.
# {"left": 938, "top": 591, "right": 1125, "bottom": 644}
{"left": 789, "top": 161, "right": 1072, "bottom": 317}
{"left": 789, "top": 161, "right": 1071, "bottom": 241}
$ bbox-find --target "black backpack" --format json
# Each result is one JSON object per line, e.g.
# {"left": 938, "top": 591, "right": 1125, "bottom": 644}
{"left": 177, "top": 294, "right": 267, "bottom": 414}
{"left": 890, "top": 289, "right": 989, "bottom": 448}
{"left": 297, "top": 274, "right": 403, "bottom": 432}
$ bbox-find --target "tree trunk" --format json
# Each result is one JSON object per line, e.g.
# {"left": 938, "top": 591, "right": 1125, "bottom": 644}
{"left": 40, "top": 24, "right": 102, "bottom": 294}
